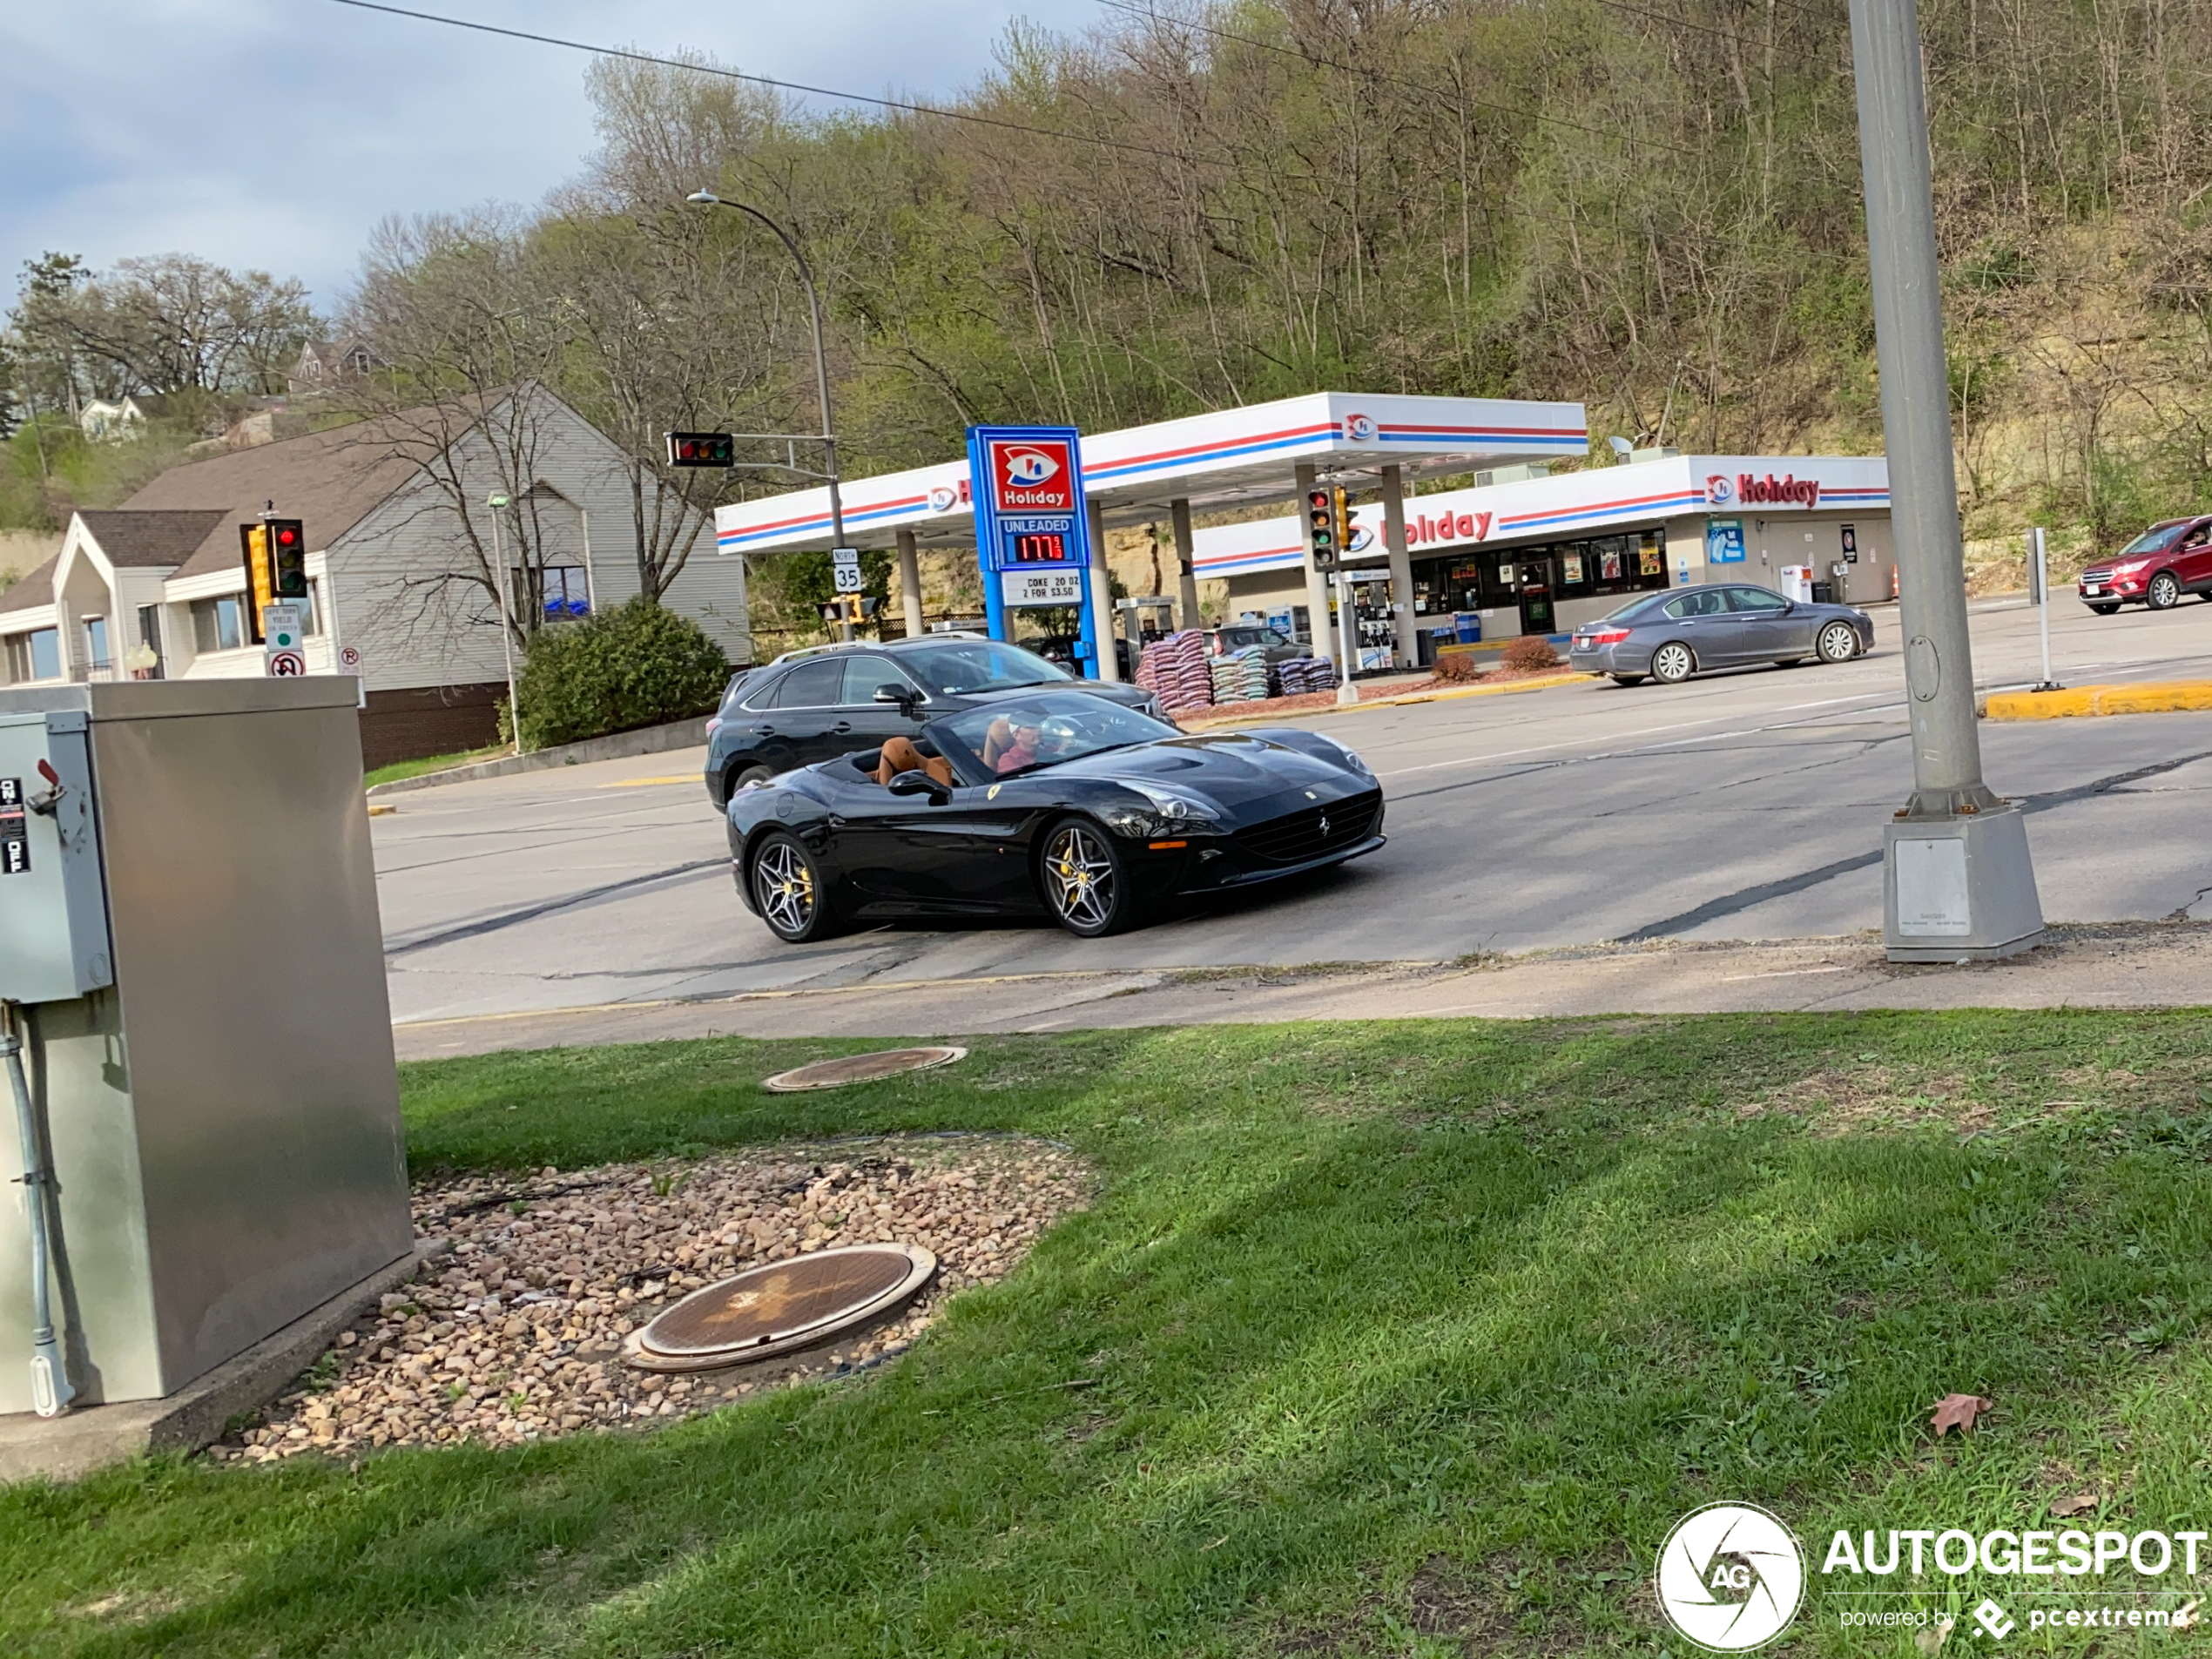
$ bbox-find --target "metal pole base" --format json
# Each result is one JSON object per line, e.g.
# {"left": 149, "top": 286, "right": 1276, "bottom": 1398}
{"left": 1883, "top": 806, "right": 2046, "bottom": 961}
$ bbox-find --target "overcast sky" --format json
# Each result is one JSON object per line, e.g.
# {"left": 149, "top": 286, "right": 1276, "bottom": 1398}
{"left": 1, "top": 0, "right": 1098, "bottom": 318}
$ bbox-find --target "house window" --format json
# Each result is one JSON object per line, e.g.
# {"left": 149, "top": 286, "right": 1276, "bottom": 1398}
{"left": 83, "top": 617, "right": 111, "bottom": 675}
{"left": 305, "top": 577, "right": 325, "bottom": 636}
{"left": 541, "top": 566, "right": 590, "bottom": 620}
{"left": 6, "top": 628, "right": 61, "bottom": 684}
{"left": 191, "top": 594, "right": 247, "bottom": 653}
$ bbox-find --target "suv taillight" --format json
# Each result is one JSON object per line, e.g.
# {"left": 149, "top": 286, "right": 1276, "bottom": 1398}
{"left": 705, "top": 715, "right": 723, "bottom": 737}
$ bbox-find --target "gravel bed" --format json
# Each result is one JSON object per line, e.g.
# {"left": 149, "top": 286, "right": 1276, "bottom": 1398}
{"left": 212, "top": 1136, "right": 1090, "bottom": 1464}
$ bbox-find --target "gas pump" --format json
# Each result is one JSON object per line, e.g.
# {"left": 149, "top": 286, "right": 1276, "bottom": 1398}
{"left": 1331, "top": 571, "right": 1398, "bottom": 676}
{"left": 967, "top": 425, "right": 1103, "bottom": 678}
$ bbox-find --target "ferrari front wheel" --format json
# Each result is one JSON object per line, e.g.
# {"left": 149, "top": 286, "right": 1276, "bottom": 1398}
{"left": 750, "top": 831, "right": 839, "bottom": 943}
{"left": 1039, "top": 817, "right": 1136, "bottom": 937}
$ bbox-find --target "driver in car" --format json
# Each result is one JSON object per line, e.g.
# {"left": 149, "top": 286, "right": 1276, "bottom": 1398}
{"left": 981, "top": 715, "right": 1044, "bottom": 775}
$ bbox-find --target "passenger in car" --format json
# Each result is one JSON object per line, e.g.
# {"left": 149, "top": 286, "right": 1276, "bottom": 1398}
{"left": 873, "top": 736, "right": 954, "bottom": 787}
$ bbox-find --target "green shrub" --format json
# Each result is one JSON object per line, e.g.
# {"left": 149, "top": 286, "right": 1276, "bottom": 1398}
{"left": 515, "top": 597, "right": 727, "bottom": 751}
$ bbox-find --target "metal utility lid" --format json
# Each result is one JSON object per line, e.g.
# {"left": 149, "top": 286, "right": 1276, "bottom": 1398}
{"left": 762, "top": 1046, "right": 967, "bottom": 1092}
{"left": 624, "top": 1243, "right": 936, "bottom": 1372}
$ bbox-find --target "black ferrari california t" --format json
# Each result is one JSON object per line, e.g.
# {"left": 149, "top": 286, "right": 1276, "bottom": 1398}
{"left": 727, "top": 690, "right": 1386, "bottom": 940}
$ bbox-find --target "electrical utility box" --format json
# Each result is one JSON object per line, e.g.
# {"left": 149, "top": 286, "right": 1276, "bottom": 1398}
{"left": 0, "top": 680, "right": 412, "bottom": 1419}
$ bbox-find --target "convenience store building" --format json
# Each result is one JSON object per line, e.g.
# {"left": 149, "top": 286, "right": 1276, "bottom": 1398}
{"left": 1193, "top": 451, "right": 1892, "bottom": 655}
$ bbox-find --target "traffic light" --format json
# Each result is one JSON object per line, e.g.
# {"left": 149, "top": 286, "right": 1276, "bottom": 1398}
{"left": 239, "top": 522, "right": 273, "bottom": 643}
{"left": 1305, "top": 487, "right": 1338, "bottom": 570}
{"left": 666, "top": 431, "right": 736, "bottom": 468}
{"left": 1332, "top": 487, "right": 1354, "bottom": 557}
{"left": 814, "top": 595, "right": 884, "bottom": 627}
{"left": 266, "top": 518, "right": 307, "bottom": 598}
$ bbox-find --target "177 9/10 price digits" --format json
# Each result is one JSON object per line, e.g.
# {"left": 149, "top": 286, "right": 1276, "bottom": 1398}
{"left": 1011, "top": 531, "right": 1069, "bottom": 563}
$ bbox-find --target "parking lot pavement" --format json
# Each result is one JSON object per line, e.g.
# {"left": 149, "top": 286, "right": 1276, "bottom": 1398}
{"left": 373, "top": 594, "right": 2212, "bottom": 1026}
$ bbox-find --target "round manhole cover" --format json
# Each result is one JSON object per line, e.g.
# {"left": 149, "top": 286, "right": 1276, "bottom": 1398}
{"left": 762, "top": 1046, "right": 967, "bottom": 1092}
{"left": 624, "top": 1243, "right": 936, "bottom": 1372}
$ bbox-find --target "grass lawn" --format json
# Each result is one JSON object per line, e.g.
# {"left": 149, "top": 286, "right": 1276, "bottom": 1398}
{"left": 4, "top": 1010, "right": 2211, "bottom": 1656}
{"left": 363, "top": 744, "right": 510, "bottom": 789}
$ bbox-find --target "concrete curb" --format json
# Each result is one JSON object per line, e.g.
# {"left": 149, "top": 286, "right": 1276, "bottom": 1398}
{"left": 368, "top": 716, "right": 711, "bottom": 796}
{"left": 1177, "top": 671, "right": 1594, "bottom": 732}
{"left": 1984, "top": 681, "right": 2212, "bottom": 720}
{"left": 0, "top": 1242, "right": 442, "bottom": 1483}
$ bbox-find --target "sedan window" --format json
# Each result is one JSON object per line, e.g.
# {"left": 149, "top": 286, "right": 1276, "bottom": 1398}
{"left": 1664, "top": 589, "right": 1730, "bottom": 619}
{"left": 1725, "top": 586, "right": 1786, "bottom": 612}
{"left": 769, "top": 658, "right": 846, "bottom": 708}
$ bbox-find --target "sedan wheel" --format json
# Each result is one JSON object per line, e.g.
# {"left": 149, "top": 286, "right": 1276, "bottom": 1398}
{"left": 2148, "top": 571, "right": 2182, "bottom": 610}
{"left": 1039, "top": 818, "right": 1134, "bottom": 937}
{"left": 1650, "top": 641, "right": 1696, "bottom": 685}
{"left": 750, "top": 831, "right": 837, "bottom": 943}
{"left": 1817, "top": 621, "right": 1860, "bottom": 663}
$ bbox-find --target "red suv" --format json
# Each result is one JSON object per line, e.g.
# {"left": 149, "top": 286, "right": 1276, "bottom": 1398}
{"left": 2079, "top": 517, "right": 2212, "bottom": 613}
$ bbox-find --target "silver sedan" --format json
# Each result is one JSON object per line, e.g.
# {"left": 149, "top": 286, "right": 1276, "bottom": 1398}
{"left": 1567, "top": 583, "right": 1875, "bottom": 685}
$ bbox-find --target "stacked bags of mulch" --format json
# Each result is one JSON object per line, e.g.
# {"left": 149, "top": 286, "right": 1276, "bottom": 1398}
{"left": 1209, "top": 647, "right": 1273, "bottom": 704}
{"left": 1136, "top": 629, "right": 1214, "bottom": 711}
{"left": 1275, "top": 655, "right": 1338, "bottom": 695}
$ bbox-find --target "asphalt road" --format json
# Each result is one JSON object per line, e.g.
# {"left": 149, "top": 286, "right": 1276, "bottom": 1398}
{"left": 374, "top": 593, "right": 2212, "bottom": 1025}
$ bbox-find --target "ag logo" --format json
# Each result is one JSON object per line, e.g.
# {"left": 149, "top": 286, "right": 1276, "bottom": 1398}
{"left": 1704, "top": 474, "right": 1737, "bottom": 506}
{"left": 1654, "top": 1502, "right": 1803, "bottom": 1651}
{"left": 1344, "top": 411, "right": 1377, "bottom": 441}
{"left": 1002, "top": 448, "right": 1058, "bottom": 486}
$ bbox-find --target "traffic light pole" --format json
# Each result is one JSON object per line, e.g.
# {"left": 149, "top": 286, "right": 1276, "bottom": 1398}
{"left": 1849, "top": 0, "right": 2044, "bottom": 958}
{"left": 689, "top": 192, "right": 851, "bottom": 641}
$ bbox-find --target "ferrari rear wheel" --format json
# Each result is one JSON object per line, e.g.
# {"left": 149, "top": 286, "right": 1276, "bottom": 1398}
{"left": 750, "top": 831, "right": 838, "bottom": 943}
{"left": 1039, "top": 818, "right": 1134, "bottom": 937}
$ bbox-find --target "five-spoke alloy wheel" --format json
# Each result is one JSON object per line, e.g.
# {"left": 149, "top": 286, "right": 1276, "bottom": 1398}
{"left": 1650, "top": 641, "right": 1696, "bottom": 685}
{"left": 750, "top": 830, "right": 837, "bottom": 942}
{"left": 1040, "top": 818, "right": 1132, "bottom": 937}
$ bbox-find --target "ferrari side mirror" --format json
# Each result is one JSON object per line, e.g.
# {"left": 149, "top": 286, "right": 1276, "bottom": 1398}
{"left": 887, "top": 769, "right": 951, "bottom": 804}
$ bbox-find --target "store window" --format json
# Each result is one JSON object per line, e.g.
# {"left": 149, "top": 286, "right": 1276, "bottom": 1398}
{"left": 6, "top": 628, "right": 62, "bottom": 683}
{"left": 1413, "top": 527, "right": 1669, "bottom": 617}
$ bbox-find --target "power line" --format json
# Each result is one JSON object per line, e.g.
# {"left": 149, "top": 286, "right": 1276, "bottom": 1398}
{"left": 322, "top": 0, "right": 1192, "bottom": 162}
{"left": 1095, "top": 0, "right": 1703, "bottom": 158}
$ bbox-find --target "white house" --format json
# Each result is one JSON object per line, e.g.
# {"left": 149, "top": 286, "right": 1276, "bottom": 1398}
{"left": 1, "top": 387, "right": 748, "bottom": 766}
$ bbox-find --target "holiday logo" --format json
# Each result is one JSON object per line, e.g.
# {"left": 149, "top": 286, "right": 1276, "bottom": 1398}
{"left": 1705, "top": 474, "right": 1737, "bottom": 507}
{"left": 988, "top": 439, "right": 1076, "bottom": 511}
{"left": 1345, "top": 411, "right": 1377, "bottom": 441}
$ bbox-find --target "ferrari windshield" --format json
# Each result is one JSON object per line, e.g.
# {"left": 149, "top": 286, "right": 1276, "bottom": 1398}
{"left": 896, "top": 638, "right": 1073, "bottom": 695}
{"left": 933, "top": 692, "right": 1177, "bottom": 778}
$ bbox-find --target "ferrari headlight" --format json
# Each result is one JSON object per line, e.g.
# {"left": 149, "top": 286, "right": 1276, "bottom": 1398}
{"left": 1339, "top": 745, "right": 1372, "bottom": 775}
{"left": 1103, "top": 785, "right": 1221, "bottom": 839}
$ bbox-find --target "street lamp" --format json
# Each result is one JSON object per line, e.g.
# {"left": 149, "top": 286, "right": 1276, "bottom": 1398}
{"left": 487, "top": 492, "right": 521, "bottom": 755}
{"left": 686, "top": 189, "right": 852, "bottom": 641}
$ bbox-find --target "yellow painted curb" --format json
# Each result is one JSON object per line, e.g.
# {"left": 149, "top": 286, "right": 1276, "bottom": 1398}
{"left": 1177, "top": 671, "right": 1595, "bottom": 731}
{"left": 366, "top": 803, "right": 396, "bottom": 817}
{"left": 1984, "top": 681, "right": 2212, "bottom": 720}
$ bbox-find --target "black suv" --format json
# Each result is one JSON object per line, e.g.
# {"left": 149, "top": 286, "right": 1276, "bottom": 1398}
{"left": 703, "top": 634, "right": 1166, "bottom": 808}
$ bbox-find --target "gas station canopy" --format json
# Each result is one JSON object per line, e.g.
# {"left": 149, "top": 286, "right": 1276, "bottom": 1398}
{"left": 713, "top": 391, "right": 1588, "bottom": 556}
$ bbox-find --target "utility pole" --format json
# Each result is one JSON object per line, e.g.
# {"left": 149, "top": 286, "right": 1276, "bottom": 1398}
{"left": 688, "top": 192, "right": 851, "bottom": 641}
{"left": 1850, "top": 0, "right": 2043, "bottom": 959}
{"left": 488, "top": 493, "right": 521, "bottom": 756}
